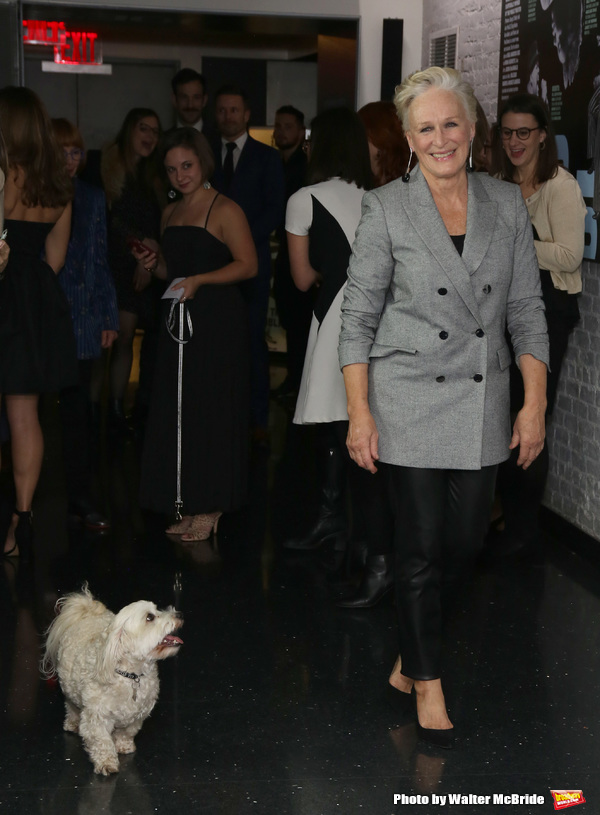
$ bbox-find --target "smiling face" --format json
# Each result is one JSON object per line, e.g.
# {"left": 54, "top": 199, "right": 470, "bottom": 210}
{"left": 164, "top": 146, "right": 203, "bottom": 195}
{"left": 173, "top": 79, "right": 207, "bottom": 126}
{"left": 406, "top": 88, "right": 475, "bottom": 184}
{"left": 131, "top": 116, "right": 160, "bottom": 159}
{"left": 215, "top": 94, "right": 250, "bottom": 141}
{"left": 500, "top": 110, "right": 546, "bottom": 177}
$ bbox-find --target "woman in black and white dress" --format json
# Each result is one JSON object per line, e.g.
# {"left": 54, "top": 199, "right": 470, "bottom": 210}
{"left": 282, "top": 108, "right": 391, "bottom": 565}
{"left": 288, "top": 172, "right": 365, "bottom": 427}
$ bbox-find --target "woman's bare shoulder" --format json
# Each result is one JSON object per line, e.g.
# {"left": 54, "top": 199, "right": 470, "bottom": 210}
{"left": 211, "top": 193, "right": 247, "bottom": 224}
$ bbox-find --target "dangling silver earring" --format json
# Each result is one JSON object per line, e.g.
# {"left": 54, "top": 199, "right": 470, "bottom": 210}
{"left": 203, "top": 181, "right": 211, "bottom": 190}
{"left": 402, "top": 148, "right": 413, "bottom": 183}
{"left": 168, "top": 189, "right": 176, "bottom": 200}
{"left": 466, "top": 139, "right": 474, "bottom": 173}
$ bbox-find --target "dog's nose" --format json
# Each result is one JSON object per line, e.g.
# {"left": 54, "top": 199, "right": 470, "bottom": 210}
{"left": 174, "top": 611, "right": 184, "bottom": 620}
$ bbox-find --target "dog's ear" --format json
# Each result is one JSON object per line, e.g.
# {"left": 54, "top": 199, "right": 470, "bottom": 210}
{"left": 98, "top": 621, "right": 132, "bottom": 681}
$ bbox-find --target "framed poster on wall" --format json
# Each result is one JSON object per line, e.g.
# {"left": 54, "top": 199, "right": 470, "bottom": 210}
{"left": 499, "top": 0, "right": 600, "bottom": 262}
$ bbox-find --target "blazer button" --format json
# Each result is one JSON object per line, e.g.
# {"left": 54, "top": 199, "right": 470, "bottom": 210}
{"left": 438, "top": 288, "right": 447, "bottom": 295}
{"left": 482, "top": 284, "right": 491, "bottom": 294}
{"left": 475, "top": 329, "right": 485, "bottom": 337}
{"left": 439, "top": 331, "right": 448, "bottom": 340}
{"left": 436, "top": 375, "right": 445, "bottom": 383}
{"left": 473, "top": 374, "right": 483, "bottom": 382}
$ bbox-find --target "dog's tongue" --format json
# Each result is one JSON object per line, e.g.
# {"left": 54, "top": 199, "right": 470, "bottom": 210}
{"left": 162, "top": 635, "right": 183, "bottom": 646}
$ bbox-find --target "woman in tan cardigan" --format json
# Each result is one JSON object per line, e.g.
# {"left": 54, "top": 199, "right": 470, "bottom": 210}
{"left": 490, "top": 92, "right": 586, "bottom": 558}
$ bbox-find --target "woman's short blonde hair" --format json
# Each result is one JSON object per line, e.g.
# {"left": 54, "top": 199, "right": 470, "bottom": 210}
{"left": 394, "top": 67, "right": 478, "bottom": 132}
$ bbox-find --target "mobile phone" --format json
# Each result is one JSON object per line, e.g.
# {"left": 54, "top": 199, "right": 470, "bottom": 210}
{"left": 0, "top": 228, "right": 7, "bottom": 242}
{"left": 127, "top": 236, "right": 153, "bottom": 254}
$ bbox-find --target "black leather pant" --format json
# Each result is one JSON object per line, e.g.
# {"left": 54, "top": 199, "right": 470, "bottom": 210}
{"left": 383, "top": 464, "right": 498, "bottom": 680}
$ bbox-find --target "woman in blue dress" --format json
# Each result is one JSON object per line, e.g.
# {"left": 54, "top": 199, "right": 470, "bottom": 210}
{"left": 52, "top": 118, "right": 119, "bottom": 529}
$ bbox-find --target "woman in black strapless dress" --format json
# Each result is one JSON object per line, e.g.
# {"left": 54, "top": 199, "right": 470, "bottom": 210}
{"left": 0, "top": 87, "right": 77, "bottom": 560}
{"left": 138, "top": 128, "right": 257, "bottom": 541}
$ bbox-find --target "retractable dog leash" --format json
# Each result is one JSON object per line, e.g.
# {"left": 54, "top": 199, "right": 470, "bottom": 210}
{"left": 166, "top": 299, "right": 193, "bottom": 521}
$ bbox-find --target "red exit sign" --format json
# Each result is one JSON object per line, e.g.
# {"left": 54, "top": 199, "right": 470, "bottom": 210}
{"left": 23, "top": 19, "right": 101, "bottom": 65}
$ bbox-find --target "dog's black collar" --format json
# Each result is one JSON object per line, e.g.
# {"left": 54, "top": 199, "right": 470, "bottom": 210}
{"left": 115, "top": 668, "right": 143, "bottom": 683}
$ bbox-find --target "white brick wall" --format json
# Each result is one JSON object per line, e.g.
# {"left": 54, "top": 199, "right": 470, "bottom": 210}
{"left": 422, "top": 0, "right": 600, "bottom": 542}
{"left": 421, "top": 0, "right": 501, "bottom": 122}
{"left": 546, "top": 265, "right": 600, "bottom": 540}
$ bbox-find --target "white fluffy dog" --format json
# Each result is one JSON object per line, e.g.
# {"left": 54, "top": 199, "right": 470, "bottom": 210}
{"left": 42, "top": 585, "right": 183, "bottom": 775}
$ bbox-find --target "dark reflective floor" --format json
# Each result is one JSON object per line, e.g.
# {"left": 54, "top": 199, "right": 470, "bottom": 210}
{"left": 1, "top": 383, "right": 600, "bottom": 815}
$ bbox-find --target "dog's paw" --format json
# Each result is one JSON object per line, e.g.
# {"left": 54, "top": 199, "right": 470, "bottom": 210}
{"left": 113, "top": 736, "right": 136, "bottom": 755}
{"left": 94, "top": 758, "right": 120, "bottom": 776}
{"left": 63, "top": 720, "right": 80, "bottom": 734}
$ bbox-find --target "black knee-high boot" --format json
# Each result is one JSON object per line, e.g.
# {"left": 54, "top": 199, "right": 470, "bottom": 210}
{"left": 283, "top": 446, "right": 347, "bottom": 550}
{"left": 335, "top": 463, "right": 395, "bottom": 603}
{"left": 336, "top": 554, "right": 395, "bottom": 607}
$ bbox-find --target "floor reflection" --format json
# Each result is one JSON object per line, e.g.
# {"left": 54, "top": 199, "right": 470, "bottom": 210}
{"left": 1, "top": 386, "right": 600, "bottom": 813}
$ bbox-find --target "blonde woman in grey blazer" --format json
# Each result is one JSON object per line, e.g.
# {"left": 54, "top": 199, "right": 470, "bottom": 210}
{"left": 338, "top": 68, "right": 549, "bottom": 749}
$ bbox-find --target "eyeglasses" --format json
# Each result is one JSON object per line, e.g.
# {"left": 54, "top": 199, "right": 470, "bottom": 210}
{"left": 64, "top": 149, "right": 83, "bottom": 161}
{"left": 138, "top": 122, "right": 160, "bottom": 137}
{"left": 499, "top": 126, "right": 541, "bottom": 141}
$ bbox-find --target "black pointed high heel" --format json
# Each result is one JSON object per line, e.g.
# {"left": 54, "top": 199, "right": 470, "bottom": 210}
{"left": 416, "top": 722, "right": 455, "bottom": 749}
{"left": 4, "top": 509, "right": 34, "bottom": 563}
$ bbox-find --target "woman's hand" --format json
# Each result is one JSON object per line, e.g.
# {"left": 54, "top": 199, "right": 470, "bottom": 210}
{"left": 171, "top": 275, "right": 201, "bottom": 303}
{"left": 101, "top": 330, "right": 118, "bottom": 349}
{"left": 346, "top": 407, "right": 380, "bottom": 474}
{"left": 510, "top": 405, "right": 545, "bottom": 469}
{"left": 342, "top": 362, "right": 379, "bottom": 473}
{"left": 131, "top": 237, "right": 160, "bottom": 274}
{"left": 512, "top": 353, "right": 547, "bottom": 469}
{"left": 131, "top": 237, "right": 161, "bottom": 291}
{"left": 0, "top": 238, "right": 10, "bottom": 275}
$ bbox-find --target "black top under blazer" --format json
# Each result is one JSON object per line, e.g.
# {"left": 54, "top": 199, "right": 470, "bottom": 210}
{"left": 338, "top": 166, "right": 550, "bottom": 471}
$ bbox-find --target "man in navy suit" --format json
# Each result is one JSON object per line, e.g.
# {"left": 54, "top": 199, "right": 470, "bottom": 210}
{"left": 211, "top": 85, "right": 285, "bottom": 442}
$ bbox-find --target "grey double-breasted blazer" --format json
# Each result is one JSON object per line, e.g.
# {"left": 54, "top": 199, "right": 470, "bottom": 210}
{"left": 338, "top": 167, "right": 549, "bottom": 470}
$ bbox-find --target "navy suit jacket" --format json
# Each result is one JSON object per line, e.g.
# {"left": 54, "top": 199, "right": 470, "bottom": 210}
{"left": 210, "top": 135, "right": 285, "bottom": 279}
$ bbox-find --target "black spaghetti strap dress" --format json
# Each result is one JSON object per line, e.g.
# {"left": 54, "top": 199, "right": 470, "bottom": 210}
{"left": 140, "top": 196, "right": 250, "bottom": 516}
{"left": 0, "top": 219, "right": 78, "bottom": 393}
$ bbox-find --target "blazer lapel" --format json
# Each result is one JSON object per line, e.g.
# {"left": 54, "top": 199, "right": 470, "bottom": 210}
{"left": 462, "top": 172, "right": 497, "bottom": 278}
{"left": 404, "top": 167, "right": 486, "bottom": 327}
